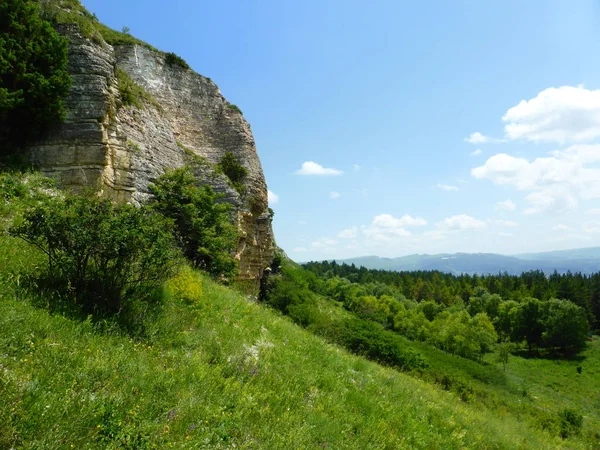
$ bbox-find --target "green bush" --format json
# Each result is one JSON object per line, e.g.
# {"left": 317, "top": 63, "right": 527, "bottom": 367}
{"left": 217, "top": 152, "right": 247, "bottom": 194}
{"left": 117, "top": 69, "right": 160, "bottom": 110}
{"left": 149, "top": 166, "right": 238, "bottom": 280}
{"left": 332, "top": 318, "right": 428, "bottom": 371}
{"left": 0, "top": 0, "right": 72, "bottom": 145}
{"left": 559, "top": 408, "right": 583, "bottom": 438}
{"left": 10, "top": 194, "right": 179, "bottom": 314}
{"left": 227, "top": 104, "right": 242, "bottom": 114}
{"left": 164, "top": 52, "right": 190, "bottom": 70}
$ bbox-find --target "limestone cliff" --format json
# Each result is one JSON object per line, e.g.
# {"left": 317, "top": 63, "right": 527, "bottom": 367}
{"left": 26, "top": 21, "right": 274, "bottom": 290}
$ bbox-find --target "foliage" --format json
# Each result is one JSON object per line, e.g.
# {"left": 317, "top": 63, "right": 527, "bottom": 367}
{"left": 167, "top": 266, "right": 203, "bottom": 304}
{"left": 149, "top": 166, "right": 238, "bottom": 280}
{"left": 117, "top": 69, "right": 160, "bottom": 110}
{"left": 0, "top": 0, "right": 71, "bottom": 144}
{"left": 542, "top": 299, "right": 589, "bottom": 354}
{"left": 559, "top": 408, "right": 583, "bottom": 438}
{"left": 10, "top": 194, "right": 179, "bottom": 314}
{"left": 217, "top": 152, "right": 247, "bottom": 194}
{"left": 227, "top": 103, "right": 242, "bottom": 114}
{"left": 164, "top": 52, "right": 190, "bottom": 70}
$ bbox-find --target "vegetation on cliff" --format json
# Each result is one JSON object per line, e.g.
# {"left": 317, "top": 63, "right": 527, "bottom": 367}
{"left": 0, "top": 0, "right": 71, "bottom": 145}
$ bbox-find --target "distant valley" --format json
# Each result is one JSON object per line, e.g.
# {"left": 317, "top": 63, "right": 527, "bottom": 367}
{"left": 330, "top": 247, "right": 600, "bottom": 275}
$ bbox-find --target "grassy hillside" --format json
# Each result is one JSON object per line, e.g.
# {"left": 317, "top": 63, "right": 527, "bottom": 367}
{"left": 0, "top": 234, "right": 587, "bottom": 449}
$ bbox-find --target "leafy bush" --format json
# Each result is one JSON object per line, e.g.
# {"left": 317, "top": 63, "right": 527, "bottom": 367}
{"left": 11, "top": 194, "right": 179, "bottom": 314}
{"left": 167, "top": 266, "right": 203, "bottom": 304}
{"left": 330, "top": 318, "right": 428, "bottom": 371}
{"left": 0, "top": 0, "right": 72, "bottom": 144}
{"left": 559, "top": 408, "right": 583, "bottom": 438}
{"left": 217, "top": 152, "right": 247, "bottom": 194}
{"left": 149, "top": 166, "right": 238, "bottom": 280}
{"left": 227, "top": 104, "right": 242, "bottom": 114}
{"left": 164, "top": 52, "right": 190, "bottom": 70}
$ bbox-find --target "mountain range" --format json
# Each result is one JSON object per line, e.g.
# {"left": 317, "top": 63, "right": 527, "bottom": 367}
{"left": 331, "top": 247, "right": 600, "bottom": 275}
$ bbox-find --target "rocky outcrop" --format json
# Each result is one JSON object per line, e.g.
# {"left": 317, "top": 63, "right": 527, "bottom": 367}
{"left": 27, "top": 23, "right": 274, "bottom": 291}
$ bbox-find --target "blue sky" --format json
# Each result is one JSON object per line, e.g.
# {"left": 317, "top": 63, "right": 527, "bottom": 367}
{"left": 82, "top": 0, "right": 600, "bottom": 261}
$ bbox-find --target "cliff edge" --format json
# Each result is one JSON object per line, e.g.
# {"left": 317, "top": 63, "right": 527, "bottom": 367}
{"left": 25, "top": 4, "right": 274, "bottom": 290}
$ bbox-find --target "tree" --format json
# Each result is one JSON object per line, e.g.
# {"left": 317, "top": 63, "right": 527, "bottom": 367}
{"left": 11, "top": 195, "right": 178, "bottom": 314}
{"left": 512, "top": 297, "right": 546, "bottom": 353}
{"left": 495, "top": 341, "right": 515, "bottom": 372}
{"left": 149, "top": 167, "right": 238, "bottom": 279}
{"left": 542, "top": 299, "right": 588, "bottom": 355}
{"left": 0, "top": 0, "right": 71, "bottom": 145}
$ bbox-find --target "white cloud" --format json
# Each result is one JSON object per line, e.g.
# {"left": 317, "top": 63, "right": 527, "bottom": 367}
{"left": 298, "top": 220, "right": 307, "bottom": 225}
{"left": 338, "top": 227, "right": 358, "bottom": 239}
{"left": 499, "top": 232, "right": 514, "bottom": 237}
{"left": 465, "top": 132, "right": 490, "bottom": 144}
{"left": 503, "top": 86, "right": 600, "bottom": 144}
{"left": 583, "top": 221, "right": 600, "bottom": 233}
{"left": 495, "top": 199, "right": 516, "bottom": 211}
{"left": 352, "top": 164, "right": 361, "bottom": 172}
{"left": 437, "top": 184, "right": 459, "bottom": 192}
{"left": 490, "top": 220, "right": 518, "bottom": 228}
{"left": 329, "top": 191, "right": 341, "bottom": 199}
{"left": 267, "top": 190, "right": 279, "bottom": 205}
{"left": 470, "top": 149, "right": 482, "bottom": 156}
{"left": 552, "top": 224, "right": 571, "bottom": 231}
{"left": 472, "top": 145, "right": 600, "bottom": 214}
{"left": 438, "top": 214, "right": 487, "bottom": 231}
{"left": 311, "top": 238, "right": 337, "bottom": 249}
{"left": 360, "top": 214, "right": 427, "bottom": 243}
{"left": 586, "top": 208, "right": 600, "bottom": 216}
{"left": 372, "top": 214, "right": 427, "bottom": 228}
{"left": 295, "top": 161, "right": 343, "bottom": 176}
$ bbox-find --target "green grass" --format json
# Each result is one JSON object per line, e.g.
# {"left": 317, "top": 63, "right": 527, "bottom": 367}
{"left": 0, "top": 236, "right": 588, "bottom": 449}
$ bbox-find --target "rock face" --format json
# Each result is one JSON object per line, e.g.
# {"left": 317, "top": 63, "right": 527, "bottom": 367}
{"left": 27, "top": 24, "right": 274, "bottom": 291}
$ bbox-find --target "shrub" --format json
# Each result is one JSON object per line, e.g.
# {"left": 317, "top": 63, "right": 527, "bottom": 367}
{"left": 164, "top": 52, "right": 190, "bottom": 70}
{"left": 217, "top": 152, "right": 247, "bottom": 194}
{"left": 227, "top": 104, "right": 242, "bottom": 114}
{"left": 333, "top": 318, "right": 428, "bottom": 371}
{"left": 149, "top": 167, "right": 238, "bottom": 280}
{"left": 10, "top": 194, "right": 179, "bottom": 314}
{"left": 559, "top": 408, "right": 583, "bottom": 438}
{"left": 0, "top": 0, "right": 72, "bottom": 145}
{"left": 168, "top": 266, "right": 203, "bottom": 304}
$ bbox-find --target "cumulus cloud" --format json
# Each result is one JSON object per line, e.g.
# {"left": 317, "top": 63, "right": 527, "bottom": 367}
{"left": 352, "top": 164, "right": 361, "bottom": 172}
{"left": 587, "top": 208, "right": 600, "bottom": 216}
{"left": 490, "top": 220, "right": 518, "bottom": 228}
{"left": 295, "top": 161, "right": 343, "bottom": 176}
{"left": 552, "top": 224, "right": 571, "bottom": 231}
{"left": 372, "top": 214, "right": 427, "bottom": 228}
{"left": 583, "top": 221, "right": 600, "bottom": 233}
{"left": 472, "top": 144, "right": 600, "bottom": 214}
{"left": 438, "top": 215, "right": 487, "bottom": 231}
{"left": 465, "top": 132, "right": 491, "bottom": 144}
{"left": 311, "top": 238, "right": 338, "bottom": 249}
{"left": 495, "top": 199, "right": 516, "bottom": 211}
{"left": 499, "top": 232, "right": 514, "bottom": 237}
{"left": 338, "top": 227, "right": 358, "bottom": 239}
{"left": 470, "top": 149, "right": 482, "bottom": 156}
{"left": 503, "top": 85, "right": 600, "bottom": 144}
{"left": 329, "top": 191, "right": 341, "bottom": 199}
{"left": 437, "top": 184, "right": 459, "bottom": 192}
{"left": 267, "top": 190, "right": 279, "bottom": 205}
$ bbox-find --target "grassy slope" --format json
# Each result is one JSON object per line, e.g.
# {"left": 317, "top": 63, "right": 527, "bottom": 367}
{"left": 0, "top": 237, "right": 582, "bottom": 449}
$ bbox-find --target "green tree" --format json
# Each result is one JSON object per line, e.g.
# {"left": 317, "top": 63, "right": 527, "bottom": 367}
{"left": 0, "top": 0, "right": 71, "bottom": 145}
{"left": 542, "top": 299, "right": 588, "bottom": 354}
{"left": 11, "top": 195, "right": 178, "bottom": 313}
{"left": 512, "top": 297, "right": 546, "bottom": 353}
{"left": 149, "top": 167, "right": 238, "bottom": 279}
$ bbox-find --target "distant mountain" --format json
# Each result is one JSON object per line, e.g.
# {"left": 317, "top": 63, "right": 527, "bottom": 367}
{"left": 331, "top": 248, "right": 600, "bottom": 275}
